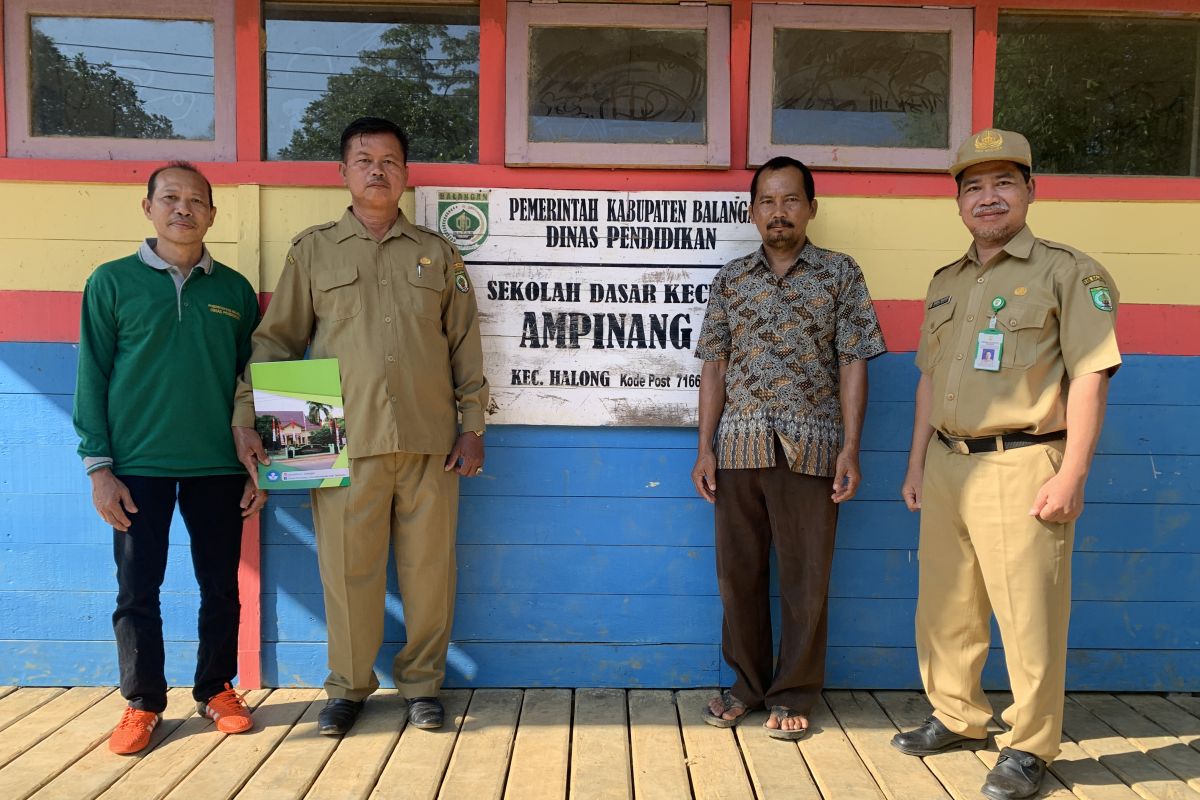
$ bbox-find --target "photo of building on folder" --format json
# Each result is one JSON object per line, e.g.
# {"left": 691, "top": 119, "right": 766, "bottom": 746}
{"left": 250, "top": 358, "right": 350, "bottom": 489}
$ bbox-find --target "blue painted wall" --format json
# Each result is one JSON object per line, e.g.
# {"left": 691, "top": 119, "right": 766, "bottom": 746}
{"left": 1, "top": 342, "right": 1197, "bottom": 691}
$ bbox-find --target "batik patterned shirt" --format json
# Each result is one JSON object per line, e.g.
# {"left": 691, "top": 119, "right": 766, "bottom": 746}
{"left": 695, "top": 242, "right": 887, "bottom": 476}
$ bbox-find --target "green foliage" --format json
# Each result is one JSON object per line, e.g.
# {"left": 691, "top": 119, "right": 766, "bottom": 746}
{"left": 30, "top": 31, "right": 178, "bottom": 139}
{"left": 254, "top": 415, "right": 280, "bottom": 451}
{"left": 306, "top": 403, "right": 342, "bottom": 453}
{"left": 995, "top": 17, "right": 1198, "bottom": 176}
{"left": 278, "top": 24, "right": 478, "bottom": 162}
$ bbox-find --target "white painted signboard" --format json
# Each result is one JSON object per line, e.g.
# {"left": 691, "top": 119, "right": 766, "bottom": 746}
{"left": 417, "top": 188, "right": 760, "bottom": 426}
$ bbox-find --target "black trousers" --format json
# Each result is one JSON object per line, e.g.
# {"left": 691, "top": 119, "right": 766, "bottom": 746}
{"left": 112, "top": 474, "right": 245, "bottom": 712}
{"left": 714, "top": 441, "right": 839, "bottom": 714}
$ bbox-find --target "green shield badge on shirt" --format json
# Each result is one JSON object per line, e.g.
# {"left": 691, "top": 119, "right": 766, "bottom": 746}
{"left": 1089, "top": 286, "right": 1113, "bottom": 312}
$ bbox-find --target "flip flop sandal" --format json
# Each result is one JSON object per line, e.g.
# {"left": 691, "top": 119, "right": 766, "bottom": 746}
{"left": 702, "top": 690, "right": 749, "bottom": 729}
{"left": 765, "top": 706, "right": 810, "bottom": 741}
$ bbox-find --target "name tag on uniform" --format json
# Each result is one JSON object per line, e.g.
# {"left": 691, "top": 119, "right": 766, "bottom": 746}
{"left": 974, "top": 329, "right": 1003, "bottom": 371}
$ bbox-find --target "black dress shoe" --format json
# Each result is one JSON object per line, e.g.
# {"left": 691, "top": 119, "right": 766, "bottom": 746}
{"left": 407, "top": 697, "right": 444, "bottom": 730}
{"left": 890, "top": 716, "right": 987, "bottom": 756}
{"left": 317, "top": 698, "right": 363, "bottom": 736}
{"left": 981, "top": 748, "right": 1046, "bottom": 800}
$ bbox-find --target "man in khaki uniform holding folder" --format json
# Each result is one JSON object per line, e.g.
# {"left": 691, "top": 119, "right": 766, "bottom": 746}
{"left": 891, "top": 129, "right": 1121, "bottom": 800}
{"left": 232, "top": 117, "right": 488, "bottom": 736}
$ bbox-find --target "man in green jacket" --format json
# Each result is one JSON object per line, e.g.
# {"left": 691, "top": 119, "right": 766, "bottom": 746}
{"left": 73, "top": 161, "right": 267, "bottom": 755}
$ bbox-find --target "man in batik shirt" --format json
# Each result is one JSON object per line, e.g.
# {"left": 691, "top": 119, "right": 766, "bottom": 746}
{"left": 692, "top": 156, "right": 886, "bottom": 740}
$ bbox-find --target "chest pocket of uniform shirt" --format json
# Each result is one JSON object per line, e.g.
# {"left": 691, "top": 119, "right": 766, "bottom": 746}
{"left": 999, "top": 303, "right": 1050, "bottom": 369}
{"left": 313, "top": 266, "right": 361, "bottom": 321}
{"left": 924, "top": 300, "right": 956, "bottom": 366}
{"left": 405, "top": 265, "right": 445, "bottom": 321}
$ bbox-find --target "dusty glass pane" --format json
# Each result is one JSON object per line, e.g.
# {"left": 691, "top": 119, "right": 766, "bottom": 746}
{"left": 771, "top": 28, "right": 950, "bottom": 149}
{"left": 266, "top": 4, "right": 478, "bottom": 162}
{"left": 996, "top": 15, "right": 1200, "bottom": 176}
{"left": 528, "top": 27, "right": 707, "bottom": 144}
{"left": 30, "top": 16, "right": 214, "bottom": 140}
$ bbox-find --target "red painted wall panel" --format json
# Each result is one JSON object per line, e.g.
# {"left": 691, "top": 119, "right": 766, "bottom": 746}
{"left": 4, "top": 289, "right": 1194, "bottom": 355}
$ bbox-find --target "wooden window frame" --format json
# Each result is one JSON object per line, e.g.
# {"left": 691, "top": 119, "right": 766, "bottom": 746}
{"left": 505, "top": 1, "right": 731, "bottom": 169}
{"left": 3, "top": 0, "right": 237, "bottom": 160}
{"left": 0, "top": 0, "right": 1196, "bottom": 200}
{"left": 747, "top": 4, "right": 973, "bottom": 170}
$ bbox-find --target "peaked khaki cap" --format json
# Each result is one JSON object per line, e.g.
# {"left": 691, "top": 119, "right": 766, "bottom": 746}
{"left": 950, "top": 128, "right": 1032, "bottom": 177}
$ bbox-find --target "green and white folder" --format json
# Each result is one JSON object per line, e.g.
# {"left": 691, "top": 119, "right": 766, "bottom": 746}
{"left": 250, "top": 358, "right": 350, "bottom": 490}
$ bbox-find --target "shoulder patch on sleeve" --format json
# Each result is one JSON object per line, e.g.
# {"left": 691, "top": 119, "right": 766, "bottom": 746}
{"left": 453, "top": 262, "right": 471, "bottom": 293}
{"left": 1089, "top": 286, "right": 1114, "bottom": 311}
{"left": 1081, "top": 274, "right": 1105, "bottom": 286}
{"left": 290, "top": 220, "right": 337, "bottom": 246}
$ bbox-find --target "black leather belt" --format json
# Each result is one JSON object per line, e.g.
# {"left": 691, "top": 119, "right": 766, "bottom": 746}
{"left": 937, "top": 430, "right": 1066, "bottom": 454}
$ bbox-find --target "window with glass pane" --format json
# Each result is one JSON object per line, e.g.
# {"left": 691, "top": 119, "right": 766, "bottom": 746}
{"left": 30, "top": 16, "right": 214, "bottom": 140}
{"left": 996, "top": 15, "right": 1199, "bottom": 176}
{"left": 527, "top": 26, "right": 707, "bottom": 145}
{"left": 265, "top": 3, "right": 479, "bottom": 162}
{"left": 772, "top": 28, "right": 950, "bottom": 149}
{"left": 747, "top": 6, "right": 970, "bottom": 170}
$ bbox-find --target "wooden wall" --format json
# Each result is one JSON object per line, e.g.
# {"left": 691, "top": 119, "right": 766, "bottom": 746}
{"left": 1, "top": 181, "right": 1196, "bottom": 691}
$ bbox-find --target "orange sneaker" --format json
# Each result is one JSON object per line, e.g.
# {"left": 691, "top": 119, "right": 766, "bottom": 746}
{"left": 199, "top": 683, "right": 253, "bottom": 734}
{"left": 109, "top": 707, "right": 161, "bottom": 755}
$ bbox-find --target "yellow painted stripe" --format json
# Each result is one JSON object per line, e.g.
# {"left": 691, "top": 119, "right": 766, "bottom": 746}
{"left": 1, "top": 182, "right": 1193, "bottom": 303}
{"left": 814, "top": 197, "right": 1200, "bottom": 256}
{"left": 0, "top": 182, "right": 240, "bottom": 242}
{"left": 258, "top": 186, "right": 416, "bottom": 243}
{"left": 0, "top": 240, "right": 244, "bottom": 291}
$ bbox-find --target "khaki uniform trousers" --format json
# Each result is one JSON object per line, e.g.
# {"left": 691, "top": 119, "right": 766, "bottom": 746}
{"left": 916, "top": 436, "right": 1073, "bottom": 763}
{"left": 310, "top": 451, "right": 459, "bottom": 701}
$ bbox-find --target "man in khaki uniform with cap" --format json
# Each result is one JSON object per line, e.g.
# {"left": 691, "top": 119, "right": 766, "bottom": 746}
{"left": 890, "top": 129, "right": 1120, "bottom": 800}
{"left": 232, "top": 117, "right": 488, "bottom": 736}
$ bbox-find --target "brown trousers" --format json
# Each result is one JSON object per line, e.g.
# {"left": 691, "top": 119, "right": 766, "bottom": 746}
{"left": 714, "top": 440, "right": 839, "bottom": 713}
{"left": 310, "top": 451, "right": 459, "bottom": 701}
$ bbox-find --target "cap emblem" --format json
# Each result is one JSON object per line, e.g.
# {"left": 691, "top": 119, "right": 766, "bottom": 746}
{"left": 974, "top": 130, "right": 1004, "bottom": 152}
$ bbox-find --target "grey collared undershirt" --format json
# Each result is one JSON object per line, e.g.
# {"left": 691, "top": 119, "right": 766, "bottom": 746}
{"left": 138, "top": 238, "right": 213, "bottom": 309}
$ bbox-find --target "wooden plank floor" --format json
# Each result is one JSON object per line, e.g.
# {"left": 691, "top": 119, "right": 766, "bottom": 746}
{"left": 0, "top": 688, "right": 1196, "bottom": 800}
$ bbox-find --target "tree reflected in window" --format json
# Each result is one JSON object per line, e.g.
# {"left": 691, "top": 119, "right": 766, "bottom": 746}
{"left": 996, "top": 15, "right": 1200, "bottom": 176}
{"left": 266, "top": 5, "right": 479, "bottom": 162}
{"left": 30, "top": 16, "right": 214, "bottom": 140}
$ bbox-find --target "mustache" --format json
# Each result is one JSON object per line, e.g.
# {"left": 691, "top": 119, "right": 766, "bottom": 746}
{"left": 973, "top": 201, "right": 1009, "bottom": 217}
{"left": 767, "top": 218, "right": 794, "bottom": 228}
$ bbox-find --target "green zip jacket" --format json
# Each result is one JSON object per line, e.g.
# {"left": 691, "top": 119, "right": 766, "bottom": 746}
{"left": 73, "top": 248, "right": 260, "bottom": 477}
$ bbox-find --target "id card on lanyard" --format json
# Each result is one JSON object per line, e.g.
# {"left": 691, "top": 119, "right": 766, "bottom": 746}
{"left": 974, "top": 296, "right": 1006, "bottom": 372}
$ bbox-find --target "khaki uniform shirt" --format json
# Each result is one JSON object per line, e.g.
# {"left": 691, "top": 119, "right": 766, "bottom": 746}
{"left": 234, "top": 208, "right": 488, "bottom": 457}
{"left": 695, "top": 242, "right": 887, "bottom": 477}
{"left": 915, "top": 226, "right": 1121, "bottom": 438}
